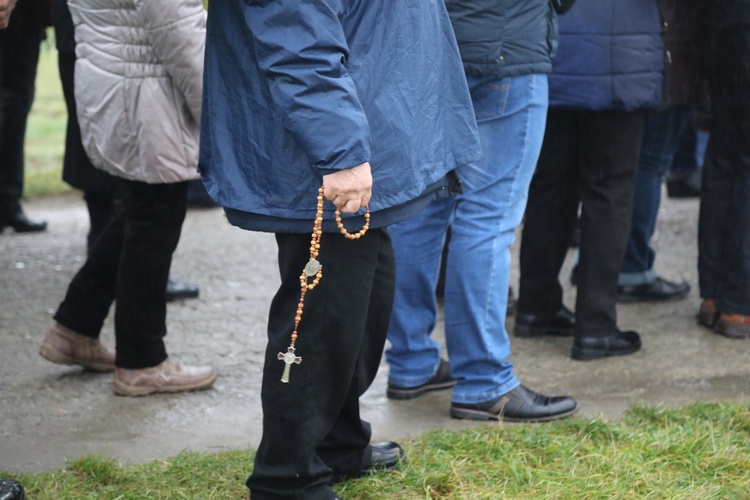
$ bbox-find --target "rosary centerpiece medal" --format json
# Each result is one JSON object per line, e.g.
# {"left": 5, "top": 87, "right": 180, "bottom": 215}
{"left": 278, "top": 185, "right": 370, "bottom": 383}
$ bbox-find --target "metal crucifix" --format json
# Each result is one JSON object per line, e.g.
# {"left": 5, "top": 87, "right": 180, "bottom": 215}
{"left": 278, "top": 345, "right": 302, "bottom": 383}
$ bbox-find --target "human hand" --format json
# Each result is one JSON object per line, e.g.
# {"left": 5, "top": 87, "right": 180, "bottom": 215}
{"left": 322, "top": 162, "right": 372, "bottom": 214}
{"left": 0, "top": 0, "right": 17, "bottom": 29}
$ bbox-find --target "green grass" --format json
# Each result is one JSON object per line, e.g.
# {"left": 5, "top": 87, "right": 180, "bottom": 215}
{"left": 24, "top": 34, "right": 73, "bottom": 198}
{"left": 3, "top": 402, "right": 748, "bottom": 499}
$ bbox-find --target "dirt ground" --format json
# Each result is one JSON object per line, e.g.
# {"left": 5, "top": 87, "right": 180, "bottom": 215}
{"left": 0, "top": 192, "right": 747, "bottom": 474}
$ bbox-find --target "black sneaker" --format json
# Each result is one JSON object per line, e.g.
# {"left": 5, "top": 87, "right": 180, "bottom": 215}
{"left": 450, "top": 385, "right": 578, "bottom": 422}
{"left": 0, "top": 479, "right": 25, "bottom": 500}
{"left": 387, "top": 359, "right": 455, "bottom": 400}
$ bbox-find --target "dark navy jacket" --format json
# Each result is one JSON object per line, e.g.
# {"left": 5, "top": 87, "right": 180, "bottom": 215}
{"left": 549, "top": 0, "right": 665, "bottom": 111}
{"left": 445, "top": 0, "right": 572, "bottom": 78}
{"left": 198, "top": 0, "right": 482, "bottom": 233}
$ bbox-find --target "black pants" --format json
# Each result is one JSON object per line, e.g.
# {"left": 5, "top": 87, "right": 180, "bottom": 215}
{"left": 55, "top": 180, "right": 188, "bottom": 368}
{"left": 698, "top": 82, "right": 750, "bottom": 315}
{"left": 247, "top": 228, "right": 396, "bottom": 500}
{"left": 0, "top": 29, "right": 44, "bottom": 215}
{"left": 518, "top": 108, "right": 645, "bottom": 338}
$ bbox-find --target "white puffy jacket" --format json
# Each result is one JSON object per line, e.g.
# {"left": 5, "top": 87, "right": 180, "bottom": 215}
{"left": 69, "top": 0, "right": 206, "bottom": 183}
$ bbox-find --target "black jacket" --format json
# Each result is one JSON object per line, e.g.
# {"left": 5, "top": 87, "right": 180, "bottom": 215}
{"left": 444, "top": 0, "right": 574, "bottom": 78}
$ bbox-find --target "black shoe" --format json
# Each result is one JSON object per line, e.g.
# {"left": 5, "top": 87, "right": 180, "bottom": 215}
{"left": 665, "top": 170, "right": 701, "bottom": 198}
{"left": 0, "top": 478, "right": 25, "bottom": 500}
{"left": 365, "top": 441, "right": 406, "bottom": 474}
{"left": 514, "top": 306, "right": 575, "bottom": 338}
{"left": 450, "top": 385, "right": 578, "bottom": 422}
{"left": 0, "top": 210, "right": 47, "bottom": 233}
{"left": 166, "top": 278, "right": 200, "bottom": 302}
{"left": 387, "top": 359, "right": 455, "bottom": 400}
{"left": 571, "top": 330, "right": 641, "bottom": 361}
{"left": 617, "top": 276, "right": 690, "bottom": 303}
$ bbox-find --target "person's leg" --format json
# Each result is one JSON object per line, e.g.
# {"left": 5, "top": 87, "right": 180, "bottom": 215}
{"left": 517, "top": 108, "right": 581, "bottom": 316}
{"left": 248, "top": 228, "right": 395, "bottom": 499}
{"left": 0, "top": 30, "right": 46, "bottom": 229}
{"left": 701, "top": 84, "right": 750, "bottom": 318}
{"left": 620, "top": 107, "right": 691, "bottom": 284}
{"left": 53, "top": 202, "right": 124, "bottom": 337}
{"left": 385, "top": 197, "right": 453, "bottom": 389}
{"left": 40, "top": 198, "right": 123, "bottom": 371}
{"left": 573, "top": 110, "right": 644, "bottom": 357}
{"left": 113, "top": 180, "right": 188, "bottom": 368}
{"left": 445, "top": 73, "right": 548, "bottom": 403}
{"left": 319, "top": 229, "right": 397, "bottom": 477}
{"left": 617, "top": 107, "right": 692, "bottom": 302}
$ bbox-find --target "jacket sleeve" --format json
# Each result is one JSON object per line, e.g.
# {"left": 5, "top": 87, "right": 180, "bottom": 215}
{"left": 244, "top": 0, "right": 371, "bottom": 173}
{"left": 134, "top": 0, "right": 206, "bottom": 125}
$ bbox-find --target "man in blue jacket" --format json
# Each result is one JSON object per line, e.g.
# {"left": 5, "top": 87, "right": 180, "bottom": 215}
{"left": 198, "top": 1, "right": 482, "bottom": 498}
{"left": 383, "top": 0, "right": 579, "bottom": 422}
{"left": 516, "top": 0, "right": 664, "bottom": 360}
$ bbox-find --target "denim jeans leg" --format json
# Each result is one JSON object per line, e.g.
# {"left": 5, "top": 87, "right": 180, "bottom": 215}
{"left": 446, "top": 74, "right": 548, "bottom": 403}
{"left": 620, "top": 107, "right": 691, "bottom": 285}
{"left": 386, "top": 197, "right": 453, "bottom": 387}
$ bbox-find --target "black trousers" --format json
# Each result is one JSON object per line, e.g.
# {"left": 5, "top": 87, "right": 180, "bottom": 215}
{"left": 247, "top": 228, "right": 396, "bottom": 500}
{"left": 0, "top": 29, "right": 44, "bottom": 215}
{"left": 55, "top": 180, "right": 188, "bottom": 368}
{"left": 518, "top": 108, "right": 645, "bottom": 338}
{"left": 698, "top": 82, "right": 750, "bottom": 315}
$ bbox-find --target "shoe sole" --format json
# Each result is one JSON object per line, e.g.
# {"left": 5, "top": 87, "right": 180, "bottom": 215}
{"left": 450, "top": 405, "right": 578, "bottom": 423}
{"left": 112, "top": 371, "right": 218, "bottom": 397}
{"left": 616, "top": 289, "right": 690, "bottom": 303}
{"left": 513, "top": 324, "right": 573, "bottom": 339}
{"left": 38, "top": 343, "right": 114, "bottom": 372}
{"left": 714, "top": 323, "right": 750, "bottom": 340}
{"left": 387, "top": 380, "right": 456, "bottom": 400}
{"left": 570, "top": 344, "right": 641, "bottom": 361}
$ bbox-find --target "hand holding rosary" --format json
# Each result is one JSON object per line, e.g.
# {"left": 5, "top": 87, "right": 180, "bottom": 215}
{"left": 277, "top": 185, "right": 370, "bottom": 383}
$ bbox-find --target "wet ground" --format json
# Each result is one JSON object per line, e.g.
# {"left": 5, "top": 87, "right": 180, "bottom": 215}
{"left": 1, "top": 192, "right": 747, "bottom": 474}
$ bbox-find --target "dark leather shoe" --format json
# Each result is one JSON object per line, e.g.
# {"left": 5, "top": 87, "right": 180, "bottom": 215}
{"left": 514, "top": 306, "right": 575, "bottom": 338}
{"left": 166, "top": 278, "right": 199, "bottom": 302}
{"left": 450, "top": 385, "right": 578, "bottom": 422}
{"left": 364, "top": 441, "right": 406, "bottom": 474}
{"left": 617, "top": 276, "right": 690, "bottom": 303}
{"left": 387, "top": 359, "right": 455, "bottom": 400}
{"left": 0, "top": 210, "right": 47, "bottom": 233}
{"left": 665, "top": 170, "right": 701, "bottom": 198}
{"left": 697, "top": 299, "right": 719, "bottom": 329}
{"left": 571, "top": 330, "right": 641, "bottom": 360}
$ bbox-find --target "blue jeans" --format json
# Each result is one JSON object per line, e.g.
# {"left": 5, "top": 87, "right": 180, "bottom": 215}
{"left": 619, "top": 107, "right": 692, "bottom": 285}
{"left": 386, "top": 74, "right": 548, "bottom": 404}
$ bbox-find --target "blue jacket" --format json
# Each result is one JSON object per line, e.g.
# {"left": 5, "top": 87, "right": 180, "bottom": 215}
{"left": 198, "top": 0, "right": 481, "bottom": 232}
{"left": 445, "top": 0, "right": 565, "bottom": 78}
{"left": 549, "top": 0, "right": 664, "bottom": 111}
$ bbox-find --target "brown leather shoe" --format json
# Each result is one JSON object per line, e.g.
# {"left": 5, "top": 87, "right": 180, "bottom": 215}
{"left": 714, "top": 312, "right": 750, "bottom": 339}
{"left": 39, "top": 323, "right": 115, "bottom": 372}
{"left": 113, "top": 358, "right": 217, "bottom": 396}
{"left": 697, "top": 299, "right": 719, "bottom": 328}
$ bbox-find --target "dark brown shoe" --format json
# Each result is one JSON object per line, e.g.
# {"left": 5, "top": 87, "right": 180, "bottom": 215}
{"left": 714, "top": 312, "right": 750, "bottom": 339}
{"left": 39, "top": 323, "right": 115, "bottom": 372}
{"left": 697, "top": 299, "right": 719, "bottom": 329}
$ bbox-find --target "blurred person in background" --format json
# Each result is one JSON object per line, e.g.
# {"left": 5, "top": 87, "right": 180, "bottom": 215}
{"left": 0, "top": 0, "right": 50, "bottom": 233}
{"left": 38, "top": 0, "right": 217, "bottom": 395}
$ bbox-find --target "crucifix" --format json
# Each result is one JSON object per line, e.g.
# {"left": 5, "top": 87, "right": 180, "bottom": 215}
{"left": 278, "top": 345, "right": 302, "bottom": 383}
